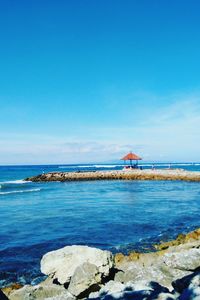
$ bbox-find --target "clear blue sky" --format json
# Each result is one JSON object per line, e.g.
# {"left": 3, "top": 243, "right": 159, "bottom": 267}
{"left": 0, "top": 0, "right": 200, "bottom": 164}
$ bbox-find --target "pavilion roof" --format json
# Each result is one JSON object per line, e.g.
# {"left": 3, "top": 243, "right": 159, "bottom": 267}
{"left": 121, "top": 152, "right": 142, "bottom": 160}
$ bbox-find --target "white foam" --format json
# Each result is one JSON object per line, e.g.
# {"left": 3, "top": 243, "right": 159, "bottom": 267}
{"left": 93, "top": 165, "right": 121, "bottom": 168}
{"left": 58, "top": 165, "right": 97, "bottom": 168}
{"left": 58, "top": 166, "right": 74, "bottom": 169}
{"left": 0, "top": 179, "right": 30, "bottom": 185}
{"left": 55, "top": 163, "right": 200, "bottom": 170}
{"left": 78, "top": 165, "right": 96, "bottom": 168}
{"left": 173, "top": 163, "right": 192, "bottom": 166}
{"left": 140, "top": 163, "right": 197, "bottom": 167}
{"left": 0, "top": 188, "right": 41, "bottom": 195}
{"left": 59, "top": 165, "right": 122, "bottom": 169}
{"left": 70, "top": 165, "right": 95, "bottom": 168}
{"left": 139, "top": 164, "right": 154, "bottom": 167}
{"left": 79, "top": 165, "right": 99, "bottom": 168}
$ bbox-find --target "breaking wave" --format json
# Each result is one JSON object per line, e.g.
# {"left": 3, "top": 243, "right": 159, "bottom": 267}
{"left": 0, "top": 188, "right": 41, "bottom": 195}
{"left": 0, "top": 179, "right": 40, "bottom": 195}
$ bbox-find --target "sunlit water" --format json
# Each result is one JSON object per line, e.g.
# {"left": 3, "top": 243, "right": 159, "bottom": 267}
{"left": 0, "top": 163, "right": 200, "bottom": 287}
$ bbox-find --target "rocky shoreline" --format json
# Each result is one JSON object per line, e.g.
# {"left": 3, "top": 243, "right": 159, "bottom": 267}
{"left": 26, "top": 169, "right": 200, "bottom": 183}
{"left": 2, "top": 228, "right": 200, "bottom": 300}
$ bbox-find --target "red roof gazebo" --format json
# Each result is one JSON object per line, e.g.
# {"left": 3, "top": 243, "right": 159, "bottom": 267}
{"left": 121, "top": 152, "right": 142, "bottom": 166}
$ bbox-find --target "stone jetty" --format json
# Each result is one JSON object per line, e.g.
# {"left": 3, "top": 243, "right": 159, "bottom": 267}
{"left": 26, "top": 169, "right": 200, "bottom": 182}
{"left": 3, "top": 228, "right": 200, "bottom": 299}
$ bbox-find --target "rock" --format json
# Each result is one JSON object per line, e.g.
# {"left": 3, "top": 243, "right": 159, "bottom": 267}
{"left": 68, "top": 262, "right": 101, "bottom": 297}
{"left": 88, "top": 280, "right": 173, "bottom": 300}
{"left": 88, "top": 291, "right": 100, "bottom": 299}
{"left": 9, "top": 279, "right": 69, "bottom": 300}
{"left": 162, "top": 248, "right": 200, "bottom": 271}
{"left": 2, "top": 283, "right": 23, "bottom": 297}
{"left": 88, "top": 280, "right": 127, "bottom": 299}
{"left": 185, "top": 274, "right": 200, "bottom": 299}
{"left": 0, "top": 289, "right": 9, "bottom": 300}
{"left": 26, "top": 169, "right": 200, "bottom": 183}
{"left": 172, "top": 273, "right": 200, "bottom": 299}
{"left": 42, "top": 291, "right": 75, "bottom": 300}
{"left": 115, "top": 237, "right": 200, "bottom": 291}
{"left": 155, "top": 228, "right": 200, "bottom": 251}
{"left": 181, "top": 274, "right": 200, "bottom": 300}
{"left": 115, "top": 260, "right": 170, "bottom": 288}
{"left": 8, "top": 227, "right": 200, "bottom": 299}
{"left": 99, "top": 280, "right": 125, "bottom": 294}
{"left": 172, "top": 272, "right": 199, "bottom": 293}
{"left": 155, "top": 292, "right": 178, "bottom": 300}
{"left": 41, "top": 245, "right": 113, "bottom": 285}
{"left": 114, "top": 251, "right": 161, "bottom": 268}
{"left": 114, "top": 253, "right": 125, "bottom": 265}
{"left": 189, "top": 274, "right": 200, "bottom": 289}
{"left": 114, "top": 263, "right": 142, "bottom": 283}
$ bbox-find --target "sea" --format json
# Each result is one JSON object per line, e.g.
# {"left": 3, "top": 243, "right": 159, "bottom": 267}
{"left": 0, "top": 162, "right": 200, "bottom": 287}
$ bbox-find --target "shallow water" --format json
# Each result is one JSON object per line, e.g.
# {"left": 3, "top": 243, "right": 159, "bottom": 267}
{"left": 0, "top": 163, "right": 200, "bottom": 287}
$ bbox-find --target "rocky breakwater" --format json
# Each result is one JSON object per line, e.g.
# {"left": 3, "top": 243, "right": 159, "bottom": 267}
{"left": 26, "top": 169, "right": 200, "bottom": 182}
{"left": 3, "top": 228, "right": 200, "bottom": 299}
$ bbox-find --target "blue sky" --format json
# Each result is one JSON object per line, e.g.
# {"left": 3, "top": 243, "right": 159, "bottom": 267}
{"left": 0, "top": 0, "right": 200, "bottom": 164}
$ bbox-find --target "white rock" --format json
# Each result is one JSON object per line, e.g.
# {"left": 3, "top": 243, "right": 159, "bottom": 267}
{"left": 155, "top": 292, "right": 178, "bottom": 300}
{"left": 88, "top": 291, "right": 100, "bottom": 299}
{"left": 162, "top": 248, "right": 200, "bottom": 271}
{"left": 180, "top": 275, "right": 200, "bottom": 300}
{"left": 9, "top": 283, "right": 69, "bottom": 300}
{"left": 68, "top": 262, "right": 101, "bottom": 297}
{"left": 100, "top": 280, "right": 125, "bottom": 294}
{"left": 45, "top": 291, "right": 75, "bottom": 300}
{"left": 97, "top": 281, "right": 126, "bottom": 300}
{"left": 41, "top": 245, "right": 113, "bottom": 284}
{"left": 126, "top": 280, "right": 153, "bottom": 292}
{"left": 189, "top": 274, "right": 200, "bottom": 288}
{"left": 115, "top": 262, "right": 176, "bottom": 290}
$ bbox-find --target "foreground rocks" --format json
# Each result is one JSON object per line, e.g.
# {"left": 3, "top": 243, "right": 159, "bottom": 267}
{"left": 41, "top": 245, "right": 113, "bottom": 285}
{"left": 25, "top": 169, "right": 200, "bottom": 183}
{"left": 4, "top": 277, "right": 74, "bottom": 300}
{"left": 3, "top": 228, "right": 200, "bottom": 299}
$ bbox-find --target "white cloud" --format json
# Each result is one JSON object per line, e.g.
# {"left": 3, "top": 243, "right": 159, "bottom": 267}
{"left": 0, "top": 140, "right": 144, "bottom": 164}
{"left": 0, "top": 91, "right": 200, "bottom": 164}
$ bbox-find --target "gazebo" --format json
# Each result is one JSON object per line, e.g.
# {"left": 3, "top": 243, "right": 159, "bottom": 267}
{"left": 121, "top": 152, "right": 142, "bottom": 168}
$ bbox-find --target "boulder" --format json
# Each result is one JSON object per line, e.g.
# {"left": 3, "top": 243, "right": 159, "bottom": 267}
{"left": 162, "top": 248, "right": 200, "bottom": 271}
{"left": 88, "top": 280, "right": 174, "bottom": 300}
{"left": 114, "top": 260, "right": 183, "bottom": 290}
{"left": 42, "top": 292, "right": 75, "bottom": 300}
{"left": 88, "top": 280, "right": 127, "bottom": 299}
{"left": 2, "top": 283, "right": 23, "bottom": 298}
{"left": 8, "top": 278, "right": 71, "bottom": 300}
{"left": 115, "top": 240, "right": 200, "bottom": 290}
{"left": 68, "top": 262, "right": 101, "bottom": 297}
{"left": 41, "top": 245, "right": 113, "bottom": 285}
{"left": 98, "top": 280, "right": 125, "bottom": 295}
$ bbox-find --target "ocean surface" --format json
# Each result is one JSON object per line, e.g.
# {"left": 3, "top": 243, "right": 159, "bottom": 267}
{"left": 0, "top": 163, "right": 200, "bottom": 287}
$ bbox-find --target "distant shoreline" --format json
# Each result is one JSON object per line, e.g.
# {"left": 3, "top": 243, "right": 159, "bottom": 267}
{"left": 25, "top": 169, "right": 200, "bottom": 182}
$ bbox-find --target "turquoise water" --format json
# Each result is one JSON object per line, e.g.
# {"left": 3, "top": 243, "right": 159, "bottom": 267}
{"left": 0, "top": 163, "right": 200, "bottom": 287}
